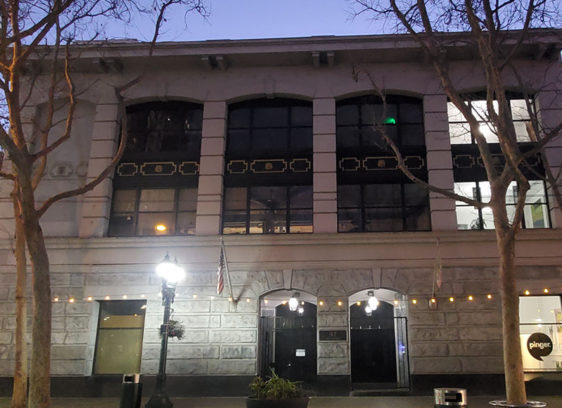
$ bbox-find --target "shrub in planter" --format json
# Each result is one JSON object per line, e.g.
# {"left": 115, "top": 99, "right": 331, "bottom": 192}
{"left": 246, "top": 371, "right": 309, "bottom": 408}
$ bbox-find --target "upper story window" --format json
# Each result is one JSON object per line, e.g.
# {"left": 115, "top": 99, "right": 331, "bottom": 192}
{"left": 448, "top": 93, "right": 550, "bottom": 230}
{"left": 222, "top": 98, "right": 313, "bottom": 234}
{"left": 448, "top": 95, "right": 535, "bottom": 144}
{"left": 336, "top": 95, "right": 430, "bottom": 233}
{"left": 454, "top": 180, "right": 550, "bottom": 230}
{"left": 109, "top": 101, "right": 202, "bottom": 237}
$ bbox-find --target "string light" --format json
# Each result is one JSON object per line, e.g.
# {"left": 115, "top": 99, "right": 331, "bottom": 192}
{"left": 264, "top": 299, "right": 269, "bottom": 304}
{"left": 68, "top": 297, "right": 75, "bottom": 303}
{"left": 319, "top": 300, "right": 324, "bottom": 306}
{"left": 393, "top": 300, "right": 399, "bottom": 305}
{"left": 122, "top": 295, "right": 128, "bottom": 299}
{"left": 449, "top": 297, "right": 455, "bottom": 302}
{"left": 246, "top": 298, "right": 251, "bottom": 303}
{"left": 412, "top": 299, "right": 417, "bottom": 305}
{"left": 543, "top": 288, "right": 549, "bottom": 294}
{"left": 487, "top": 294, "right": 493, "bottom": 300}
{"left": 193, "top": 294, "right": 198, "bottom": 299}
{"left": 87, "top": 296, "right": 93, "bottom": 302}
{"left": 53, "top": 297, "right": 59, "bottom": 302}
{"left": 430, "top": 297, "right": 437, "bottom": 304}
{"left": 356, "top": 301, "right": 362, "bottom": 306}
{"left": 468, "top": 295, "right": 474, "bottom": 301}
{"left": 524, "top": 290, "right": 530, "bottom": 296}
{"left": 104, "top": 295, "right": 110, "bottom": 300}
{"left": 140, "top": 294, "right": 145, "bottom": 298}
{"left": 337, "top": 300, "right": 343, "bottom": 307}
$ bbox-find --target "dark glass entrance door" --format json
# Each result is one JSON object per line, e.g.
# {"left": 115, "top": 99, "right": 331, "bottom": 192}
{"left": 350, "top": 301, "right": 397, "bottom": 383}
{"left": 273, "top": 302, "right": 317, "bottom": 382}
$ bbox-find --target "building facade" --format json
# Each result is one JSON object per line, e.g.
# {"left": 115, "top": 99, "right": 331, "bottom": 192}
{"left": 0, "top": 30, "right": 561, "bottom": 396}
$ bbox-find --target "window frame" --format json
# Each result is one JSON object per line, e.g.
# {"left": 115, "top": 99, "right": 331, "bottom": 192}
{"left": 92, "top": 300, "right": 147, "bottom": 375}
{"left": 337, "top": 183, "right": 431, "bottom": 233}
{"left": 109, "top": 187, "right": 198, "bottom": 237}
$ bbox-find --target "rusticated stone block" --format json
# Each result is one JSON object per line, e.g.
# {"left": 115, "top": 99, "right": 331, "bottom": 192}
{"left": 446, "top": 312, "right": 500, "bottom": 326}
{"left": 221, "top": 345, "right": 256, "bottom": 359}
{"left": 50, "top": 359, "right": 85, "bottom": 375}
{"left": 317, "top": 313, "right": 347, "bottom": 327}
{"left": 409, "top": 312, "right": 446, "bottom": 326}
{"left": 173, "top": 300, "right": 211, "bottom": 313}
{"left": 167, "top": 345, "right": 219, "bottom": 359}
{"left": 410, "top": 328, "right": 459, "bottom": 341}
{"left": 66, "top": 316, "right": 91, "bottom": 330}
{"left": 461, "top": 357, "right": 503, "bottom": 373}
{"left": 318, "top": 342, "right": 347, "bottom": 358}
{"left": 208, "top": 359, "right": 256, "bottom": 375}
{"left": 220, "top": 314, "right": 257, "bottom": 328}
{"left": 411, "top": 343, "right": 449, "bottom": 357}
{"left": 52, "top": 345, "right": 88, "bottom": 360}
{"left": 209, "top": 330, "right": 257, "bottom": 344}
{"left": 449, "top": 342, "right": 503, "bottom": 357}
{"left": 0, "top": 332, "right": 12, "bottom": 344}
{"left": 0, "top": 344, "right": 13, "bottom": 359}
{"left": 412, "top": 357, "right": 461, "bottom": 374}
{"left": 458, "top": 327, "right": 501, "bottom": 341}
{"left": 0, "top": 302, "right": 16, "bottom": 314}
{"left": 318, "top": 358, "right": 349, "bottom": 375}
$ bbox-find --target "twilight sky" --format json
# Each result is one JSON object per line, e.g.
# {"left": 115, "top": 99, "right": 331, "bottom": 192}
{"left": 105, "top": 0, "right": 388, "bottom": 42}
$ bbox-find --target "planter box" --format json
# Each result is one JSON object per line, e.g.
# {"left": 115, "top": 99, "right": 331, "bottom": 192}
{"left": 246, "top": 397, "right": 310, "bottom": 408}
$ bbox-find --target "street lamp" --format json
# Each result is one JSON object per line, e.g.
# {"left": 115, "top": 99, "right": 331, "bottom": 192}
{"left": 146, "top": 254, "right": 185, "bottom": 408}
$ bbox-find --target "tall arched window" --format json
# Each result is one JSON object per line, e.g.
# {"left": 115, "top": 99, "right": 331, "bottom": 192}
{"left": 222, "top": 98, "right": 313, "bottom": 234}
{"left": 336, "top": 95, "right": 430, "bottom": 232}
{"left": 109, "top": 101, "right": 203, "bottom": 236}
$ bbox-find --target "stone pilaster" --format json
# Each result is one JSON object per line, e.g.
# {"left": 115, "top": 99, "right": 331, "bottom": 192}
{"left": 78, "top": 103, "right": 119, "bottom": 238}
{"left": 196, "top": 101, "right": 227, "bottom": 235}
{"left": 424, "top": 94, "right": 457, "bottom": 230}
{"left": 316, "top": 296, "right": 349, "bottom": 376}
{"left": 313, "top": 97, "right": 337, "bottom": 233}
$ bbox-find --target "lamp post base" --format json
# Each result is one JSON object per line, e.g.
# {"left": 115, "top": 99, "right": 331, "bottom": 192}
{"left": 145, "top": 393, "right": 173, "bottom": 408}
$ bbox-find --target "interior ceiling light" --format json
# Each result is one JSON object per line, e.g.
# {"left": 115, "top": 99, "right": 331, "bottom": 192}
{"left": 289, "top": 292, "right": 299, "bottom": 312}
{"left": 364, "top": 305, "right": 373, "bottom": 316}
{"left": 367, "top": 290, "right": 379, "bottom": 310}
{"left": 297, "top": 306, "right": 304, "bottom": 315}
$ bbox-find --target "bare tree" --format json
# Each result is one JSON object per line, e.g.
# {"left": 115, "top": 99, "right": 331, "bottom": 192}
{"left": 0, "top": 1, "right": 208, "bottom": 407}
{"left": 351, "top": 1, "right": 561, "bottom": 405}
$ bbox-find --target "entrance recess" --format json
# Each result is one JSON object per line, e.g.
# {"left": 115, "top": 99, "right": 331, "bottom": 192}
{"left": 349, "top": 289, "right": 409, "bottom": 389}
{"left": 259, "top": 291, "right": 317, "bottom": 382}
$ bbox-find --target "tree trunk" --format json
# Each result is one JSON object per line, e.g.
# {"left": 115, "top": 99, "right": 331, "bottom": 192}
{"left": 18, "top": 175, "right": 51, "bottom": 408}
{"left": 496, "top": 228, "right": 526, "bottom": 405}
{"left": 11, "top": 194, "right": 28, "bottom": 408}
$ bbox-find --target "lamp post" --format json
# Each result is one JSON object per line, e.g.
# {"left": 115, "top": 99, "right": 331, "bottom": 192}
{"left": 146, "top": 254, "right": 185, "bottom": 408}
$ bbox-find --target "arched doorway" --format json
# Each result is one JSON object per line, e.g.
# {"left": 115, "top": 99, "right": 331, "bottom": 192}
{"left": 259, "top": 290, "right": 317, "bottom": 382}
{"left": 349, "top": 289, "right": 409, "bottom": 389}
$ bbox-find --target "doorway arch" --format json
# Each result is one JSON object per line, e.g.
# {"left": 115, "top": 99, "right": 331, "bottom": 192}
{"left": 349, "top": 288, "right": 409, "bottom": 389}
{"left": 258, "top": 290, "right": 317, "bottom": 382}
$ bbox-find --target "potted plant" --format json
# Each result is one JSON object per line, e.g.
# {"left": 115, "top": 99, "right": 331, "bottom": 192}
{"left": 246, "top": 371, "right": 309, "bottom": 408}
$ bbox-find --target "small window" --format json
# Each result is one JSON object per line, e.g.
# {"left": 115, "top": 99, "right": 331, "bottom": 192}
{"left": 223, "top": 186, "right": 312, "bottom": 234}
{"left": 109, "top": 187, "right": 197, "bottom": 236}
{"left": 93, "top": 300, "right": 146, "bottom": 375}
{"left": 519, "top": 295, "right": 562, "bottom": 372}
{"left": 338, "top": 183, "right": 430, "bottom": 233}
{"left": 448, "top": 96, "right": 534, "bottom": 145}
{"left": 454, "top": 180, "right": 550, "bottom": 230}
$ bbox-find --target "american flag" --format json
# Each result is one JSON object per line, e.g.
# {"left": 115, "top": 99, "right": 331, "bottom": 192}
{"left": 217, "top": 247, "right": 225, "bottom": 295}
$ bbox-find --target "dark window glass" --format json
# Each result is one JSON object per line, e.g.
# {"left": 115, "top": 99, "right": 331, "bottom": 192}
{"left": 125, "top": 102, "right": 202, "bottom": 154}
{"left": 337, "top": 95, "right": 424, "bottom": 149}
{"left": 93, "top": 300, "right": 146, "bottom": 374}
{"left": 223, "top": 185, "right": 312, "bottom": 234}
{"left": 109, "top": 187, "right": 197, "bottom": 236}
{"left": 224, "top": 99, "right": 313, "bottom": 235}
{"left": 338, "top": 183, "right": 430, "bottom": 233}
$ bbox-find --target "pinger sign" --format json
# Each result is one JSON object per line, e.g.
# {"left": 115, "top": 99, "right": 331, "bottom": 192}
{"left": 527, "top": 332, "right": 553, "bottom": 361}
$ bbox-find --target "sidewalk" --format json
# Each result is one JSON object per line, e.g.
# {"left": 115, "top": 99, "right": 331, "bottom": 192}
{"left": 1, "top": 396, "right": 560, "bottom": 408}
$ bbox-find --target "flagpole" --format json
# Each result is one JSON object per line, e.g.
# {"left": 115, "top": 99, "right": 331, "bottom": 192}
{"left": 220, "top": 237, "right": 235, "bottom": 303}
